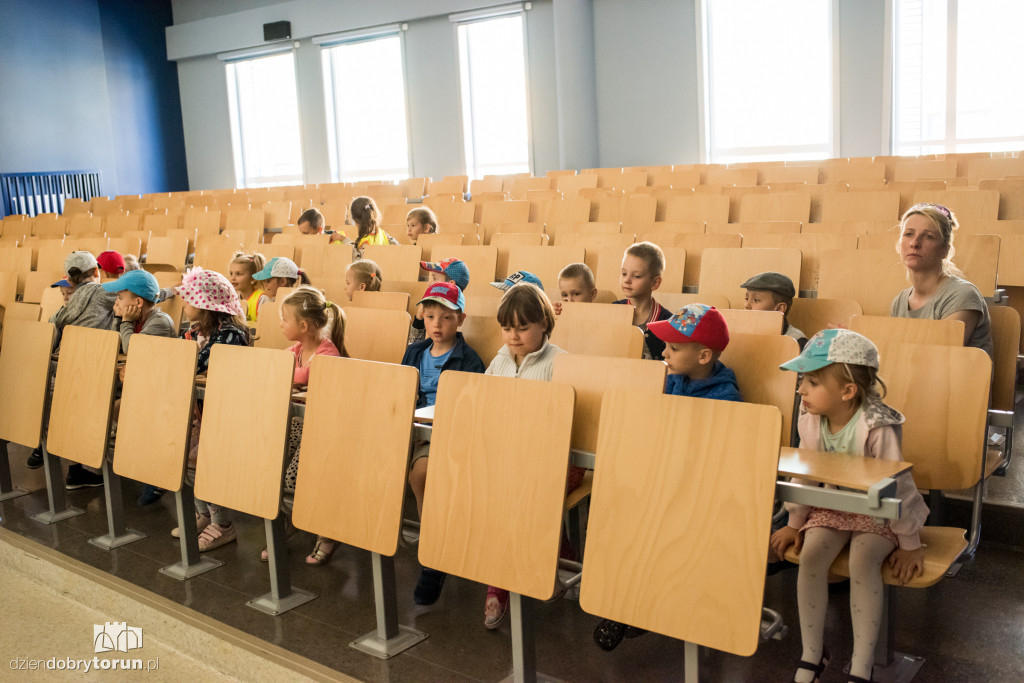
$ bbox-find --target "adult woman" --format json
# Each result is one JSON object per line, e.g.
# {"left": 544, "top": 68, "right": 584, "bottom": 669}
{"left": 889, "top": 203, "right": 993, "bottom": 356}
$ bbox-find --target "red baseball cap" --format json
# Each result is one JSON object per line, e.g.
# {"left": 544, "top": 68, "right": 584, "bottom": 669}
{"left": 647, "top": 304, "right": 730, "bottom": 352}
{"left": 96, "top": 250, "right": 126, "bottom": 275}
{"left": 417, "top": 281, "right": 465, "bottom": 311}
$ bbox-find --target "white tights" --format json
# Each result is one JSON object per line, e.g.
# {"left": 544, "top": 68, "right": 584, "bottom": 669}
{"left": 795, "top": 527, "right": 895, "bottom": 682}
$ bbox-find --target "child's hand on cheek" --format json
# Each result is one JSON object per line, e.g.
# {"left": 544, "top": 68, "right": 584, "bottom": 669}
{"left": 553, "top": 301, "right": 563, "bottom": 316}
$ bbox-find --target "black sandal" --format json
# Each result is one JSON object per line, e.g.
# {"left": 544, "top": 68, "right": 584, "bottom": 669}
{"left": 793, "top": 646, "right": 830, "bottom": 683}
{"left": 593, "top": 619, "right": 627, "bottom": 651}
{"left": 847, "top": 675, "right": 873, "bottom": 683}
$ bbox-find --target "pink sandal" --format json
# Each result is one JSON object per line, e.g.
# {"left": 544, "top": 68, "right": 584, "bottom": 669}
{"left": 484, "top": 586, "right": 510, "bottom": 629}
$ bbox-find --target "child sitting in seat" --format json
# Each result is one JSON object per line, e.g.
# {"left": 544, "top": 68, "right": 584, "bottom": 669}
{"left": 329, "top": 196, "right": 398, "bottom": 257}
{"left": 406, "top": 207, "right": 438, "bottom": 244}
{"left": 252, "top": 257, "right": 311, "bottom": 303}
{"left": 43, "top": 251, "right": 118, "bottom": 488}
{"left": 104, "top": 269, "right": 176, "bottom": 352}
{"left": 410, "top": 258, "right": 471, "bottom": 343}
{"left": 96, "top": 250, "right": 126, "bottom": 279}
{"left": 481, "top": 282, "right": 577, "bottom": 630}
{"left": 343, "top": 260, "right": 382, "bottom": 300}
{"left": 741, "top": 271, "right": 807, "bottom": 349}
{"left": 296, "top": 208, "right": 325, "bottom": 235}
{"left": 275, "top": 286, "right": 348, "bottom": 566}
{"left": 770, "top": 329, "right": 928, "bottom": 683}
{"left": 403, "top": 281, "right": 485, "bottom": 605}
{"left": 552, "top": 262, "right": 598, "bottom": 315}
{"left": 613, "top": 242, "right": 671, "bottom": 360}
{"left": 173, "top": 268, "right": 252, "bottom": 552}
{"left": 592, "top": 303, "right": 741, "bottom": 651}
{"left": 228, "top": 252, "right": 268, "bottom": 323}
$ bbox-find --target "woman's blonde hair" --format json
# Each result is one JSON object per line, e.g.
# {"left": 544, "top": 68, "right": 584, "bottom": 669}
{"left": 281, "top": 286, "right": 349, "bottom": 358}
{"left": 231, "top": 252, "right": 267, "bottom": 290}
{"left": 898, "top": 203, "right": 962, "bottom": 277}
{"left": 496, "top": 283, "right": 556, "bottom": 336}
{"left": 347, "top": 260, "right": 382, "bottom": 292}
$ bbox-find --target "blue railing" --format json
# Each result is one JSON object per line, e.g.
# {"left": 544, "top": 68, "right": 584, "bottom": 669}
{"left": 0, "top": 170, "right": 103, "bottom": 218}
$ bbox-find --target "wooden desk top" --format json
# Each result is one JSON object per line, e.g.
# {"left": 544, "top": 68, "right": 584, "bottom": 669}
{"left": 778, "top": 447, "right": 912, "bottom": 490}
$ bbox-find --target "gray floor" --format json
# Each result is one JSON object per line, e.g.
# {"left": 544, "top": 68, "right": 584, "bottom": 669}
{"left": 3, "top": 425, "right": 1024, "bottom": 682}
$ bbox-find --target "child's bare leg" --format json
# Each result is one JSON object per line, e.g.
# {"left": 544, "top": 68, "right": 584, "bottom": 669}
{"left": 795, "top": 527, "right": 849, "bottom": 682}
{"left": 848, "top": 532, "right": 896, "bottom": 681}
{"left": 409, "top": 457, "right": 428, "bottom": 518}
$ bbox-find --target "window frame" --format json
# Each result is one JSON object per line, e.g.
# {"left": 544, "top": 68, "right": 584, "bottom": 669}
{"left": 451, "top": 4, "right": 534, "bottom": 180}
{"left": 696, "top": 0, "right": 840, "bottom": 164}
{"left": 221, "top": 46, "right": 306, "bottom": 189}
{"left": 316, "top": 25, "right": 414, "bottom": 182}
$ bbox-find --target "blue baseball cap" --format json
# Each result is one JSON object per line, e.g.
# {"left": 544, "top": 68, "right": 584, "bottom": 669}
{"left": 51, "top": 278, "right": 72, "bottom": 289}
{"left": 417, "top": 281, "right": 466, "bottom": 312}
{"left": 779, "top": 329, "right": 879, "bottom": 373}
{"left": 101, "top": 269, "right": 160, "bottom": 302}
{"left": 491, "top": 270, "right": 543, "bottom": 292}
{"left": 253, "top": 256, "right": 301, "bottom": 281}
{"left": 420, "top": 258, "right": 470, "bottom": 292}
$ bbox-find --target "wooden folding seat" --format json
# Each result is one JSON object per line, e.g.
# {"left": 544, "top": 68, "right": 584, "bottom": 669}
{"left": 718, "top": 309, "right": 784, "bottom": 335}
{"left": 32, "top": 215, "right": 69, "bottom": 239}
{"left": 22, "top": 271, "right": 62, "bottom": 304}
{"left": 743, "top": 233, "right": 857, "bottom": 292}
{"left": 66, "top": 214, "right": 104, "bottom": 238}
{"left": 478, "top": 200, "right": 530, "bottom": 242}
{"left": 344, "top": 308, "right": 410, "bottom": 364}
{"left": 253, "top": 301, "right": 292, "bottom": 350}
{"left": 550, "top": 320, "right": 644, "bottom": 359}
{"left": 738, "top": 193, "right": 810, "bottom": 223}
{"left": 912, "top": 189, "right": 999, "bottom": 221}
{"left": 224, "top": 207, "right": 265, "bottom": 234}
{"left": 430, "top": 200, "right": 475, "bottom": 229}
{"left": 893, "top": 159, "right": 957, "bottom": 182}
{"left": 581, "top": 389, "right": 781, "bottom": 676}
{"left": 192, "top": 237, "right": 237, "bottom": 275}
{"left": 505, "top": 246, "right": 584, "bottom": 294}
{"left": 398, "top": 177, "right": 427, "bottom": 201}
{"left": 849, "top": 315, "right": 964, "bottom": 351}
{"left": 482, "top": 219, "right": 544, "bottom": 246}
{"left": 787, "top": 298, "right": 861, "bottom": 338}
{"left": 381, "top": 202, "right": 411, "bottom": 226}
{"left": 821, "top": 191, "right": 900, "bottom": 223}
{"left": 554, "top": 173, "right": 599, "bottom": 197}
{"left": 704, "top": 167, "right": 758, "bottom": 186}
{"left": 458, "top": 315, "right": 504, "bottom": 365}
{"left": 605, "top": 171, "right": 648, "bottom": 193}
{"left": 360, "top": 244, "right": 421, "bottom": 281}
{"left": 491, "top": 233, "right": 549, "bottom": 280}
{"left": 639, "top": 233, "right": 740, "bottom": 288}
{"left": 273, "top": 233, "right": 330, "bottom": 267}
{"left": 143, "top": 212, "right": 179, "bottom": 236}
{"left": 469, "top": 177, "right": 504, "bottom": 195}
{"left": 415, "top": 232, "right": 471, "bottom": 261}
{"left": 697, "top": 247, "right": 801, "bottom": 307}
{"left": 221, "top": 227, "right": 261, "bottom": 251}
{"left": 649, "top": 169, "right": 702, "bottom": 188}
{"left": 817, "top": 249, "right": 910, "bottom": 316}
{"left": 145, "top": 235, "right": 188, "bottom": 270}
{"left": 663, "top": 194, "right": 729, "bottom": 224}
{"left": 759, "top": 165, "right": 820, "bottom": 185}
{"left": 36, "top": 244, "right": 74, "bottom": 273}
{"left": 349, "top": 290, "right": 409, "bottom": 312}
{"left": 431, "top": 245, "right": 498, "bottom": 293}
{"left": 708, "top": 220, "right": 801, "bottom": 235}
{"left": 508, "top": 177, "right": 553, "bottom": 199}
{"left": 821, "top": 162, "right": 885, "bottom": 185}
{"left": 261, "top": 201, "right": 291, "bottom": 229}
{"left": 426, "top": 177, "right": 465, "bottom": 197}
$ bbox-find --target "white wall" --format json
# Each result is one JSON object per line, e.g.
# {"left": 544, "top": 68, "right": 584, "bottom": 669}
{"left": 169, "top": 0, "right": 890, "bottom": 190}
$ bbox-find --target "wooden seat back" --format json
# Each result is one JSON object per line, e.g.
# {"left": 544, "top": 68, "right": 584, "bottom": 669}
{"left": 350, "top": 290, "right": 410, "bottom": 312}
{"left": 0, "top": 321, "right": 55, "bottom": 447}
{"left": 416, "top": 233, "right": 467, "bottom": 261}
{"left": 491, "top": 232, "right": 549, "bottom": 279}
{"left": 430, "top": 245, "right": 498, "bottom": 293}
{"left": 718, "top": 309, "right": 784, "bottom": 335}
{"left": 146, "top": 235, "right": 188, "bottom": 269}
{"left": 550, "top": 319, "right": 644, "bottom": 359}
{"left": 254, "top": 301, "right": 292, "bottom": 350}
{"left": 580, "top": 389, "right": 781, "bottom": 655}
{"left": 743, "top": 233, "right": 857, "bottom": 292}
{"left": 656, "top": 292, "right": 731, "bottom": 311}
{"left": 555, "top": 302, "right": 634, "bottom": 327}
{"left": 113, "top": 336, "right": 197, "bottom": 491}
{"left": 23, "top": 271, "right": 63, "bottom": 304}
{"left": 552, "top": 354, "right": 665, "bottom": 453}
{"left": 817, "top": 249, "right": 908, "bottom": 316}
{"left": 459, "top": 315, "right": 505, "bottom": 366}
{"left": 46, "top": 326, "right": 120, "bottom": 468}
{"left": 343, "top": 308, "right": 410, "bottom": 364}
{"left": 720, "top": 332, "right": 800, "bottom": 447}
{"left": 987, "top": 305, "right": 1020, "bottom": 413}
{"left": 698, "top": 247, "right": 801, "bottom": 307}
{"left": 5, "top": 302, "right": 41, "bottom": 322}
{"left": 39, "top": 287, "right": 64, "bottom": 324}
{"left": 380, "top": 279, "right": 430, "bottom": 318}
{"left": 882, "top": 344, "right": 991, "bottom": 490}
{"left": 292, "top": 357, "right": 418, "bottom": 556}
{"left": 506, "top": 246, "right": 585, "bottom": 294}
{"left": 419, "top": 372, "right": 575, "bottom": 600}
{"left": 849, "top": 315, "right": 964, "bottom": 352}
{"left": 194, "top": 345, "right": 294, "bottom": 519}
{"left": 787, "top": 298, "right": 861, "bottom": 338}
{"left": 361, "top": 244, "right": 421, "bottom": 281}
{"left": 738, "top": 193, "right": 810, "bottom": 223}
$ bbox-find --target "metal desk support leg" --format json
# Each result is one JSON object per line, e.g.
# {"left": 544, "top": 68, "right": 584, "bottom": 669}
{"left": 684, "top": 641, "right": 699, "bottom": 683}
{"left": 160, "top": 487, "right": 222, "bottom": 580}
{"left": 30, "top": 444, "right": 83, "bottom": 524}
{"left": 350, "top": 552, "right": 428, "bottom": 658}
{"left": 0, "top": 440, "right": 29, "bottom": 501}
{"left": 247, "top": 515, "right": 316, "bottom": 615}
{"left": 500, "top": 593, "right": 558, "bottom": 683}
{"left": 89, "top": 459, "right": 146, "bottom": 549}
{"left": 867, "top": 587, "right": 923, "bottom": 683}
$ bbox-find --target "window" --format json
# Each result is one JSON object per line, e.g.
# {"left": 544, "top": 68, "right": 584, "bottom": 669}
{"left": 455, "top": 12, "right": 531, "bottom": 179}
{"left": 892, "top": 0, "right": 1024, "bottom": 155}
{"left": 702, "top": 0, "right": 835, "bottom": 163}
{"left": 225, "top": 51, "right": 304, "bottom": 188}
{"left": 320, "top": 32, "right": 411, "bottom": 182}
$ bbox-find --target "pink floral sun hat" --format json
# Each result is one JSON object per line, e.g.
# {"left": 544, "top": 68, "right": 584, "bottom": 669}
{"left": 176, "top": 268, "right": 244, "bottom": 316}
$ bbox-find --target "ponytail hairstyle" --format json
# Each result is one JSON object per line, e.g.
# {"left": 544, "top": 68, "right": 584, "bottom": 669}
{"left": 231, "top": 251, "right": 267, "bottom": 291}
{"left": 281, "top": 286, "right": 349, "bottom": 358}
{"left": 898, "top": 203, "right": 963, "bottom": 277}
{"left": 347, "top": 259, "right": 382, "bottom": 292}
{"left": 282, "top": 270, "right": 312, "bottom": 287}
{"left": 406, "top": 207, "right": 438, "bottom": 234}
{"left": 349, "top": 195, "right": 382, "bottom": 241}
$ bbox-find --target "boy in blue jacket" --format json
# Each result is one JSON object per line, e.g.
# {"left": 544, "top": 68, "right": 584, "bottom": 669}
{"left": 401, "top": 281, "right": 485, "bottom": 605}
{"left": 592, "top": 303, "right": 740, "bottom": 651}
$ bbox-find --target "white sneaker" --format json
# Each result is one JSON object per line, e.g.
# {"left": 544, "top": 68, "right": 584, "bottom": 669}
{"left": 197, "top": 523, "right": 237, "bottom": 552}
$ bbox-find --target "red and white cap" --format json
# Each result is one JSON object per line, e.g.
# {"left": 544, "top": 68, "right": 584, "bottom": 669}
{"left": 176, "top": 268, "right": 244, "bottom": 316}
